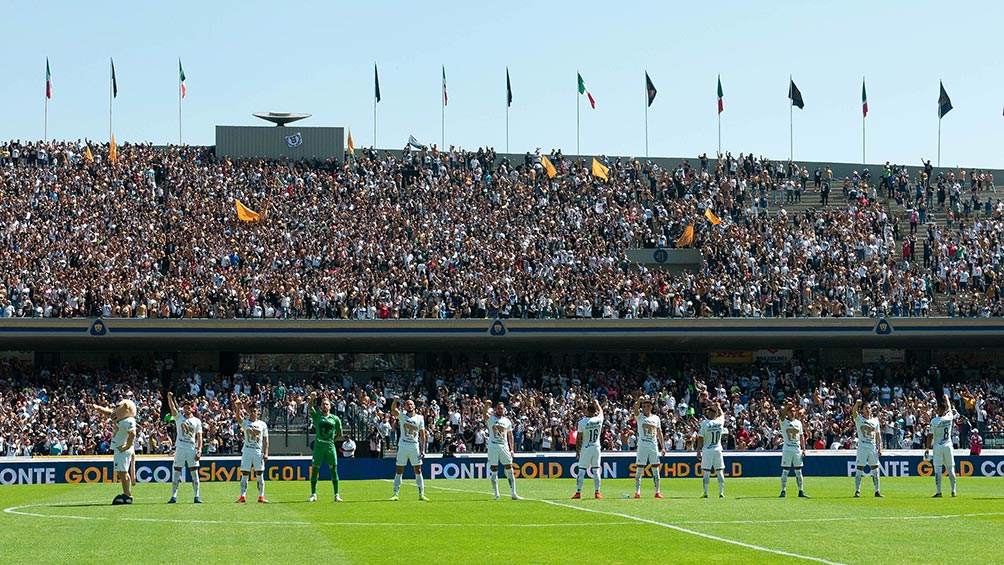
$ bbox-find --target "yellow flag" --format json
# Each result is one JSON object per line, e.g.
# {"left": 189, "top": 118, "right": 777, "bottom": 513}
{"left": 705, "top": 208, "right": 722, "bottom": 225}
{"left": 541, "top": 155, "right": 557, "bottom": 179}
{"left": 235, "top": 199, "right": 261, "bottom": 222}
{"left": 109, "top": 135, "right": 117, "bottom": 164}
{"left": 84, "top": 145, "right": 94, "bottom": 163}
{"left": 347, "top": 128, "right": 355, "bottom": 156}
{"left": 675, "top": 225, "right": 694, "bottom": 247}
{"left": 591, "top": 158, "right": 609, "bottom": 181}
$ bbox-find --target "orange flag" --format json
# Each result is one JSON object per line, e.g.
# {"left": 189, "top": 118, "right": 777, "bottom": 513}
{"left": 675, "top": 225, "right": 694, "bottom": 247}
{"left": 109, "top": 135, "right": 117, "bottom": 164}
{"left": 591, "top": 158, "right": 609, "bottom": 181}
{"left": 235, "top": 199, "right": 261, "bottom": 222}
{"left": 541, "top": 155, "right": 557, "bottom": 178}
{"left": 84, "top": 144, "right": 94, "bottom": 163}
{"left": 704, "top": 208, "right": 722, "bottom": 225}
{"left": 347, "top": 128, "right": 355, "bottom": 156}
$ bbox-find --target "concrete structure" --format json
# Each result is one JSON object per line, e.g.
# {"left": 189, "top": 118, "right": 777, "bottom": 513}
{"left": 216, "top": 125, "right": 344, "bottom": 161}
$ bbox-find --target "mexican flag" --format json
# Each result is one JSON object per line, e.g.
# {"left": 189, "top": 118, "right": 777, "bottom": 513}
{"left": 862, "top": 79, "right": 868, "bottom": 118}
{"left": 442, "top": 65, "right": 448, "bottom": 106}
{"left": 179, "top": 59, "right": 187, "bottom": 98}
{"left": 717, "top": 75, "right": 724, "bottom": 114}
{"left": 578, "top": 73, "right": 595, "bottom": 109}
{"left": 46, "top": 58, "right": 52, "bottom": 99}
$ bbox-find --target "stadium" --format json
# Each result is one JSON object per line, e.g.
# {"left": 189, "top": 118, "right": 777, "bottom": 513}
{"left": 4, "top": 3, "right": 1004, "bottom": 564}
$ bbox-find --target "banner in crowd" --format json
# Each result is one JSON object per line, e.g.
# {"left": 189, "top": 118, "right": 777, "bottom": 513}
{"left": 2, "top": 453, "right": 1003, "bottom": 485}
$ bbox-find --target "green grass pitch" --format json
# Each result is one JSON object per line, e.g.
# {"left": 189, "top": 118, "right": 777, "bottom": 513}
{"left": 2, "top": 477, "right": 1002, "bottom": 564}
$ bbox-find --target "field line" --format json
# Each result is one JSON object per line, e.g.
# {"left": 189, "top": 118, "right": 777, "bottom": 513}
{"left": 673, "top": 512, "right": 1004, "bottom": 525}
{"left": 403, "top": 481, "right": 846, "bottom": 565}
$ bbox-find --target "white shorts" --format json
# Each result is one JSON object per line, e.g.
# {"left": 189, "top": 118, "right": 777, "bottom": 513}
{"left": 113, "top": 449, "right": 134, "bottom": 473}
{"left": 487, "top": 444, "right": 513, "bottom": 466}
{"left": 174, "top": 444, "right": 200, "bottom": 468}
{"left": 932, "top": 445, "right": 955, "bottom": 471}
{"left": 780, "top": 450, "right": 803, "bottom": 468}
{"left": 855, "top": 446, "right": 879, "bottom": 467}
{"left": 578, "top": 446, "right": 601, "bottom": 469}
{"left": 701, "top": 449, "right": 725, "bottom": 472}
{"left": 636, "top": 444, "right": 660, "bottom": 466}
{"left": 396, "top": 442, "right": 422, "bottom": 467}
{"left": 240, "top": 448, "right": 264, "bottom": 472}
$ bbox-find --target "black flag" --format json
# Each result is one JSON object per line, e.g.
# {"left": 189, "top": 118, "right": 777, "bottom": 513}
{"left": 645, "top": 72, "right": 657, "bottom": 107}
{"left": 788, "top": 79, "right": 803, "bottom": 109}
{"left": 374, "top": 63, "right": 381, "bottom": 103}
{"left": 506, "top": 67, "right": 512, "bottom": 107}
{"left": 938, "top": 81, "right": 952, "bottom": 118}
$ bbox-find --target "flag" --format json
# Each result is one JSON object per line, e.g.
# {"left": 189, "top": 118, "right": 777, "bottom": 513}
{"left": 442, "top": 65, "right": 448, "bottom": 106}
{"left": 235, "top": 199, "right": 261, "bottom": 222}
{"left": 938, "top": 81, "right": 953, "bottom": 118}
{"left": 717, "top": 75, "right": 724, "bottom": 114}
{"left": 109, "top": 135, "right": 117, "bottom": 164}
{"left": 46, "top": 58, "right": 52, "bottom": 99}
{"left": 111, "top": 58, "right": 118, "bottom": 98}
{"left": 789, "top": 79, "right": 803, "bottom": 109}
{"left": 705, "top": 208, "right": 722, "bottom": 225}
{"left": 676, "top": 225, "right": 694, "bottom": 247}
{"left": 862, "top": 78, "right": 868, "bottom": 118}
{"left": 347, "top": 128, "right": 355, "bottom": 156}
{"left": 591, "top": 158, "right": 609, "bottom": 181}
{"left": 374, "top": 63, "right": 381, "bottom": 102}
{"left": 577, "top": 73, "right": 595, "bottom": 109}
{"left": 407, "top": 135, "right": 425, "bottom": 149}
{"left": 506, "top": 67, "right": 512, "bottom": 108}
{"left": 541, "top": 155, "right": 557, "bottom": 178}
{"left": 84, "top": 144, "right": 93, "bottom": 163}
{"left": 645, "top": 71, "right": 657, "bottom": 107}
{"left": 179, "top": 59, "right": 186, "bottom": 98}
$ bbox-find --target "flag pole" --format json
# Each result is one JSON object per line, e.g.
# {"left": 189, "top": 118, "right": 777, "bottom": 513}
{"left": 576, "top": 70, "right": 580, "bottom": 155}
{"left": 109, "top": 60, "right": 113, "bottom": 142}
{"left": 717, "top": 104, "right": 721, "bottom": 157}
{"left": 937, "top": 115, "right": 941, "bottom": 168}
{"left": 441, "top": 66, "right": 445, "bottom": 150}
{"left": 44, "top": 95, "right": 48, "bottom": 141}
{"left": 179, "top": 68, "right": 183, "bottom": 146}
{"left": 789, "top": 75, "right": 793, "bottom": 162}
{"left": 506, "top": 96, "right": 509, "bottom": 154}
{"left": 644, "top": 74, "right": 649, "bottom": 158}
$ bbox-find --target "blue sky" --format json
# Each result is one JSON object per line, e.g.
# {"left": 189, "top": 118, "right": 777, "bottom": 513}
{"left": 6, "top": 0, "right": 1004, "bottom": 168}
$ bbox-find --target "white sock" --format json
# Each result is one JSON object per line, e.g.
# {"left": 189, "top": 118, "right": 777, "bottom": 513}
{"left": 240, "top": 475, "right": 248, "bottom": 496}
{"left": 948, "top": 468, "right": 957, "bottom": 492}
{"left": 172, "top": 469, "right": 181, "bottom": 497}
{"left": 635, "top": 471, "right": 642, "bottom": 494}
{"left": 416, "top": 474, "right": 425, "bottom": 496}
{"left": 394, "top": 473, "right": 402, "bottom": 495}
{"left": 257, "top": 473, "right": 265, "bottom": 497}
{"left": 490, "top": 470, "right": 500, "bottom": 496}
{"left": 795, "top": 469, "right": 804, "bottom": 491}
{"left": 855, "top": 469, "right": 863, "bottom": 492}
{"left": 703, "top": 470, "right": 710, "bottom": 495}
{"left": 592, "top": 468, "right": 601, "bottom": 493}
{"left": 780, "top": 469, "right": 789, "bottom": 491}
{"left": 504, "top": 467, "right": 516, "bottom": 495}
{"left": 653, "top": 472, "right": 661, "bottom": 494}
{"left": 716, "top": 470, "right": 725, "bottom": 495}
{"left": 935, "top": 469, "right": 943, "bottom": 493}
{"left": 872, "top": 469, "right": 880, "bottom": 493}
{"left": 576, "top": 469, "right": 585, "bottom": 492}
{"left": 192, "top": 470, "right": 200, "bottom": 497}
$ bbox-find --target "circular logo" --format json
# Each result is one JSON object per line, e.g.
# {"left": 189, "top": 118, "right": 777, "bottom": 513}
{"left": 653, "top": 249, "right": 669, "bottom": 264}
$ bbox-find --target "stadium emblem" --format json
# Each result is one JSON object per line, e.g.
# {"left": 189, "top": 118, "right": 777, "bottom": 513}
{"left": 874, "top": 318, "right": 893, "bottom": 335}
{"left": 285, "top": 133, "right": 303, "bottom": 148}
{"left": 89, "top": 320, "right": 107, "bottom": 336}
{"left": 489, "top": 319, "right": 507, "bottom": 336}
{"left": 653, "top": 249, "right": 669, "bottom": 263}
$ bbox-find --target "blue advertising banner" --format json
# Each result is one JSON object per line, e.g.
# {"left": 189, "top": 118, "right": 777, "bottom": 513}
{"left": 2, "top": 452, "right": 1003, "bottom": 485}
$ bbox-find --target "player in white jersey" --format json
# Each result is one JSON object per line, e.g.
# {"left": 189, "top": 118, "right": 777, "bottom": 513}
{"left": 92, "top": 399, "right": 137, "bottom": 505}
{"left": 234, "top": 396, "right": 269, "bottom": 503}
{"left": 696, "top": 401, "right": 726, "bottom": 498}
{"left": 924, "top": 394, "right": 957, "bottom": 497}
{"left": 632, "top": 395, "right": 665, "bottom": 499}
{"left": 484, "top": 401, "right": 521, "bottom": 500}
{"left": 573, "top": 398, "right": 604, "bottom": 499}
{"left": 167, "top": 392, "right": 204, "bottom": 504}
{"left": 390, "top": 396, "right": 430, "bottom": 501}
{"left": 778, "top": 399, "right": 809, "bottom": 498}
{"left": 852, "top": 399, "right": 883, "bottom": 498}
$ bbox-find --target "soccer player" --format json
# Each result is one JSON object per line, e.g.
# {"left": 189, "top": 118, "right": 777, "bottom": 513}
{"left": 167, "top": 391, "right": 203, "bottom": 503}
{"left": 852, "top": 399, "right": 883, "bottom": 498}
{"left": 307, "top": 391, "right": 343, "bottom": 502}
{"left": 924, "top": 394, "right": 957, "bottom": 498}
{"left": 233, "top": 396, "right": 269, "bottom": 503}
{"left": 483, "top": 400, "right": 521, "bottom": 500}
{"left": 92, "top": 399, "right": 137, "bottom": 505}
{"left": 696, "top": 401, "right": 726, "bottom": 498}
{"left": 778, "top": 399, "right": 809, "bottom": 498}
{"left": 632, "top": 395, "right": 665, "bottom": 499}
{"left": 572, "top": 398, "right": 604, "bottom": 499}
{"left": 389, "top": 396, "right": 429, "bottom": 501}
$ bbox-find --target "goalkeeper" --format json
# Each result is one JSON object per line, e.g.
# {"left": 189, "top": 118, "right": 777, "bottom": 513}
{"left": 307, "top": 391, "right": 344, "bottom": 502}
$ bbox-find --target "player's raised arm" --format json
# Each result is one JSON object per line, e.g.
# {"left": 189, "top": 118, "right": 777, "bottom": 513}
{"left": 167, "top": 391, "right": 178, "bottom": 416}
{"left": 92, "top": 403, "right": 114, "bottom": 417}
{"left": 482, "top": 398, "right": 491, "bottom": 422}
{"left": 852, "top": 398, "right": 861, "bottom": 420}
{"left": 232, "top": 395, "right": 244, "bottom": 421}
{"left": 390, "top": 395, "right": 400, "bottom": 415}
{"left": 633, "top": 394, "right": 642, "bottom": 416}
{"left": 307, "top": 391, "right": 317, "bottom": 416}
{"left": 593, "top": 398, "right": 603, "bottom": 420}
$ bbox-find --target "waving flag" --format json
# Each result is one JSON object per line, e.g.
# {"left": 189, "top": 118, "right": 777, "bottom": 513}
{"left": 578, "top": 73, "right": 595, "bottom": 109}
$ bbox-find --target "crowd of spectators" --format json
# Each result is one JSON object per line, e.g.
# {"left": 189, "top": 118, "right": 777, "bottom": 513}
{"left": 2, "top": 139, "right": 1004, "bottom": 320}
{"left": 3, "top": 355, "right": 1000, "bottom": 459}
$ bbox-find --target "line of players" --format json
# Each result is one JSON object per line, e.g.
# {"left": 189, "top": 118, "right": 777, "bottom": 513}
{"left": 89, "top": 390, "right": 962, "bottom": 504}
